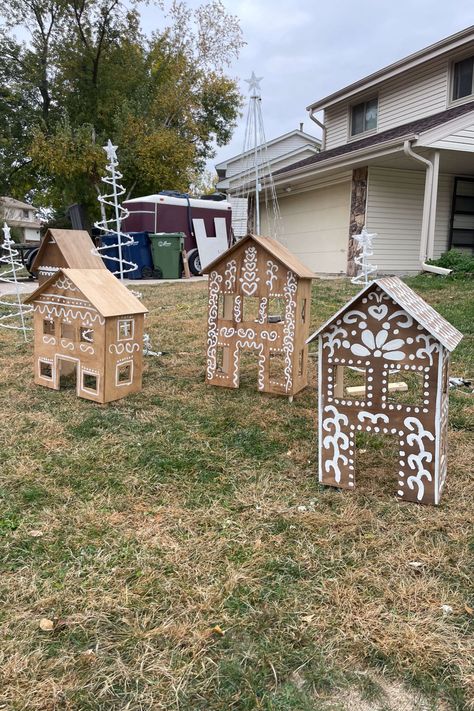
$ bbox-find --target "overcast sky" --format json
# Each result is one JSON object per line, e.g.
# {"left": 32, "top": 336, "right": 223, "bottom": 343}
{"left": 139, "top": 0, "right": 474, "bottom": 171}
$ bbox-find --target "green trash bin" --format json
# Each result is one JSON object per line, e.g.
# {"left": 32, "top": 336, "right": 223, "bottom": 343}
{"left": 149, "top": 232, "right": 185, "bottom": 279}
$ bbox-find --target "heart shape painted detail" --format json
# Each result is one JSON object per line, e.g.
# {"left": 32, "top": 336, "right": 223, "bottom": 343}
{"left": 242, "top": 282, "right": 258, "bottom": 295}
{"left": 368, "top": 304, "right": 388, "bottom": 321}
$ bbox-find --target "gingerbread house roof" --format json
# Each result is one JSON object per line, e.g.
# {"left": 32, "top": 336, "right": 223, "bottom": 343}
{"left": 31, "top": 229, "right": 106, "bottom": 272}
{"left": 24, "top": 268, "right": 148, "bottom": 317}
{"left": 307, "top": 276, "right": 463, "bottom": 352}
{"left": 201, "top": 233, "right": 315, "bottom": 279}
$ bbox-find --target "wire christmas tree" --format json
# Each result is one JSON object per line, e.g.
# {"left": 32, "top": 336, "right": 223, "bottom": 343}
{"left": 0, "top": 223, "right": 33, "bottom": 341}
{"left": 93, "top": 140, "right": 137, "bottom": 279}
{"left": 351, "top": 226, "right": 378, "bottom": 286}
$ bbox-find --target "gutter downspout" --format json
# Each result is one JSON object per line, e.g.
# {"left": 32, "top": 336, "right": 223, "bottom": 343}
{"left": 402, "top": 140, "right": 451, "bottom": 275}
{"left": 308, "top": 109, "right": 326, "bottom": 150}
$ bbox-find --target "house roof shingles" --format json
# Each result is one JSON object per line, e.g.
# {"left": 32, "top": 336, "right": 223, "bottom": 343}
{"left": 275, "top": 100, "right": 474, "bottom": 177}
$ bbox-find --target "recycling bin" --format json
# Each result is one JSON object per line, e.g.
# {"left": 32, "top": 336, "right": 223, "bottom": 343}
{"left": 99, "top": 232, "right": 153, "bottom": 279}
{"left": 149, "top": 232, "right": 185, "bottom": 279}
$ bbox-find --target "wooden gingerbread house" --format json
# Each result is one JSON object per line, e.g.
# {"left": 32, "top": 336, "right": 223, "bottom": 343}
{"left": 31, "top": 229, "right": 105, "bottom": 284}
{"left": 24, "top": 268, "right": 148, "bottom": 403}
{"left": 308, "top": 276, "right": 462, "bottom": 505}
{"left": 202, "top": 234, "right": 314, "bottom": 397}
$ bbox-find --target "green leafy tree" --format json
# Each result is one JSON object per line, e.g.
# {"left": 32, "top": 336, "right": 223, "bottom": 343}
{"left": 0, "top": 0, "right": 243, "bottom": 216}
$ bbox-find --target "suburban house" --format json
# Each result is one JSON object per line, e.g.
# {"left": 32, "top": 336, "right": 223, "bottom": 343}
{"left": 216, "top": 127, "right": 321, "bottom": 237}
{"left": 0, "top": 197, "right": 41, "bottom": 242}
{"left": 260, "top": 26, "right": 474, "bottom": 275}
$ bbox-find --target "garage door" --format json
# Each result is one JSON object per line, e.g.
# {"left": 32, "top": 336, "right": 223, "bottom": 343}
{"left": 263, "top": 182, "right": 351, "bottom": 274}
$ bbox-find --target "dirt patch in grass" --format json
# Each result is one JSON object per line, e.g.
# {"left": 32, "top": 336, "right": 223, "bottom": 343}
{"left": 0, "top": 277, "right": 473, "bottom": 710}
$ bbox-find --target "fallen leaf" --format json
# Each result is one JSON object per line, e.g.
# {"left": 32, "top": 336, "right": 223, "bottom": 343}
{"left": 39, "top": 618, "right": 54, "bottom": 631}
{"left": 408, "top": 561, "right": 424, "bottom": 569}
{"left": 441, "top": 604, "right": 453, "bottom": 615}
{"left": 301, "top": 614, "right": 315, "bottom": 624}
{"left": 359, "top": 449, "right": 367, "bottom": 454}
{"left": 29, "top": 530, "right": 44, "bottom": 538}
{"left": 211, "top": 625, "right": 225, "bottom": 636}
{"left": 464, "top": 604, "right": 473, "bottom": 615}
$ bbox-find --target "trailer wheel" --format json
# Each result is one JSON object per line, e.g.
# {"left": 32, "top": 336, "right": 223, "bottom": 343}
{"left": 187, "top": 249, "right": 201, "bottom": 275}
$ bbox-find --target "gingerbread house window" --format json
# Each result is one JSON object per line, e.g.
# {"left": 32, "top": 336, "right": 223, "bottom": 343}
{"left": 39, "top": 360, "right": 53, "bottom": 379}
{"left": 116, "top": 362, "right": 133, "bottom": 385}
{"left": 385, "top": 367, "right": 425, "bottom": 405}
{"left": 267, "top": 296, "right": 284, "bottom": 323}
{"left": 61, "top": 322, "right": 75, "bottom": 340}
{"left": 118, "top": 319, "right": 134, "bottom": 340}
{"left": 82, "top": 372, "right": 98, "bottom": 392}
{"left": 43, "top": 319, "right": 55, "bottom": 335}
{"left": 242, "top": 296, "right": 261, "bottom": 322}
{"left": 269, "top": 352, "right": 285, "bottom": 383}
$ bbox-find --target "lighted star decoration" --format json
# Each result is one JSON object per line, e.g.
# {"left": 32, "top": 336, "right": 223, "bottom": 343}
{"left": 245, "top": 71, "right": 263, "bottom": 95}
{"left": 104, "top": 139, "right": 118, "bottom": 163}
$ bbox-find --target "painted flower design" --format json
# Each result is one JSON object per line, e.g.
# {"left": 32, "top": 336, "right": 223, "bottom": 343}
{"left": 350, "top": 329, "right": 405, "bottom": 360}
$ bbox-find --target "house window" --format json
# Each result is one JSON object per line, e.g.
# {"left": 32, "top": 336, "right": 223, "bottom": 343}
{"left": 334, "top": 365, "right": 367, "bottom": 399}
{"left": 452, "top": 56, "right": 474, "bottom": 101}
{"left": 43, "top": 319, "right": 55, "bottom": 335}
{"left": 80, "top": 327, "right": 94, "bottom": 343}
{"left": 386, "top": 369, "right": 424, "bottom": 405}
{"left": 118, "top": 319, "right": 134, "bottom": 340}
{"left": 61, "top": 322, "right": 75, "bottom": 340}
{"left": 82, "top": 372, "right": 98, "bottom": 392}
{"left": 242, "top": 297, "right": 261, "bottom": 322}
{"left": 116, "top": 361, "right": 133, "bottom": 385}
{"left": 22, "top": 209, "right": 29, "bottom": 219}
{"left": 351, "top": 98, "right": 378, "bottom": 136}
{"left": 39, "top": 360, "right": 53, "bottom": 379}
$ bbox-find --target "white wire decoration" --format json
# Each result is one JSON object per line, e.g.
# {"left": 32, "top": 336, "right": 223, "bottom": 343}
{"left": 93, "top": 139, "right": 137, "bottom": 280}
{"left": 0, "top": 222, "right": 33, "bottom": 341}
{"left": 351, "top": 226, "right": 378, "bottom": 286}
{"left": 237, "top": 71, "right": 282, "bottom": 239}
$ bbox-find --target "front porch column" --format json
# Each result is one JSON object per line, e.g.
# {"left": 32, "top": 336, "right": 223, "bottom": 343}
{"left": 346, "top": 167, "right": 368, "bottom": 276}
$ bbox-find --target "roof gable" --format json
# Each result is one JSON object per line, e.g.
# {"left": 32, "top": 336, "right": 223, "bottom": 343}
{"left": 215, "top": 129, "right": 321, "bottom": 169}
{"left": 307, "top": 276, "right": 462, "bottom": 352}
{"left": 31, "top": 229, "right": 106, "bottom": 271}
{"left": 25, "top": 268, "right": 148, "bottom": 317}
{"left": 201, "top": 234, "right": 315, "bottom": 279}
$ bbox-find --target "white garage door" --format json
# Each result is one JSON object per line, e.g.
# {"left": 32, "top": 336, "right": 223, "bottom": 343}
{"left": 265, "top": 182, "right": 351, "bottom": 274}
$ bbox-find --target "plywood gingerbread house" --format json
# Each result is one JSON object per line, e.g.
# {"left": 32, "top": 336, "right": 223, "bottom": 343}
{"left": 202, "top": 234, "right": 314, "bottom": 397}
{"left": 24, "top": 268, "right": 148, "bottom": 403}
{"left": 308, "top": 276, "right": 462, "bottom": 505}
{"left": 31, "top": 229, "right": 106, "bottom": 284}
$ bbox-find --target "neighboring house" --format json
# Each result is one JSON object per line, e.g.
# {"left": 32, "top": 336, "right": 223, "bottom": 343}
{"left": 264, "top": 26, "right": 474, "bottom": 274}
{"left": 0, "top": 197, "right": 41, "bottom": 242}
{"left": 31, "top": 228, "right": 106, "bottom": 284}
{"left": 215, "top": 126, "right": 321, "bottom": 195}
{"left": 24, "top": 268, "right": 148, "bottom": 403}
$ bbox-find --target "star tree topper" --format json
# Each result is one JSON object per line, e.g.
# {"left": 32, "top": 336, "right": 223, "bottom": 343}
{"left": 245, "top": 71, "right": 263, "bottom": 95}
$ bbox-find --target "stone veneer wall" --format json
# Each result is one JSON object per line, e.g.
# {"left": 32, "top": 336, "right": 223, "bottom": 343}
{"left": 346, "top": 167, "right": 368, "bottom": 276}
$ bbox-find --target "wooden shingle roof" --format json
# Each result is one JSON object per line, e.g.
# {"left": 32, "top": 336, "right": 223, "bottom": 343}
{"left": 25, "top": 268, "right": 148, "bottom": 317}
{"left": 201, "top": 233, "right": 315, "bottom": 279}
{"left": 307, "top": 276, "right": 462, "bottom": 352}
{"left": 31, "top": 229, "right": 106, "bottom": 271}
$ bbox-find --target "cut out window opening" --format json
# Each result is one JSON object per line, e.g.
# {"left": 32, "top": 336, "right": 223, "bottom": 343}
{"left": 39, "top": 361, "right": 53, "bottom": 379}
{"left": 386, "top": 369, "right": 425, "bottom": 405}
{"left": 351, "top": 97, "right": 378, "bottom": 136}
{"left": 80, "top": 327, "right": 94, "bottom": 343}
{"left": 215, "top": 345, "right": 230, "bottom": 374}
{"left": 118, "top": 319, "right": 134, "bottom": 341}
{"left": 242, "top": 296, "right": 261, "bottom": 323}
{"left": 334, "top": 365, "right": 367, "bottom": 400}
{"left": 269, "top": 352, "right": 286, "bottom": 384}
{"left": 82, "top": 372, "right": 98, "bottom": 392}
{"left": 60, "top": 321, "right": 75, "bottom": 340}
{"left": 117, "top": 362, "right": 132, "bottom": 385}
{"left": 267, "top": 296, "right": 285, "bottom": 323}
{"left": 298, "top": 349, "right": 304, "bottom": 377}
{"left": 301, "top": 299, "right": 306, "bottom": 324}
{"left": 43, "top": 319, "right": 55, "bottom": 335}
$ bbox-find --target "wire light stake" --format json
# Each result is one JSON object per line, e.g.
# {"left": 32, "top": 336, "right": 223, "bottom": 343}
{"left": 0, "top": 222, "right": 33, "bottom": 341}
{"left": 351, "top": 226, "right": 378, "bottom": 286}
{"left": 93, "top": 139, "right": 137, "bottom": 279}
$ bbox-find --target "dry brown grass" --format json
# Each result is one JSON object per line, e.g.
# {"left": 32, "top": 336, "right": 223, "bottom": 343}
{"left": 0, "top": 275, "right": 473, "bottom": 711}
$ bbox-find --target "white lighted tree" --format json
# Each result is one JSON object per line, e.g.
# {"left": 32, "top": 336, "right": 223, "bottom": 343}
{"left": 351, "top": 227, "right": 378, "bottom": 286}
{"left": 0, "top": 223, "right": 33, "bottom": 341}
{"left": 93, "top": 140, "right": 137, "bottom": 279}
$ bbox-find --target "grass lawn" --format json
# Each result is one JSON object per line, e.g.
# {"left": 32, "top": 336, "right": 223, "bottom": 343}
{"left": 0, "top": 275, "right": 473, "bottom": 711}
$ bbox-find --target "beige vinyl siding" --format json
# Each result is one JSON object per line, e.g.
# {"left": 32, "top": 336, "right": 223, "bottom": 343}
{"left": 261, "top": 181, "right": 351, "bottom": 273}
{"left": 430, "top": 123, "right": 474, "bottom": 151}
{"left": 324, "top": 103, "right": 349, "bottom": 149}
{"left": 226, "top": 135, "right": 316, "bottom": 177}
{"left": 433, "top": 174, "right": 454, "bottom": 257}
{"left": 366, "top": 167, "right": 452, "bottom": 273}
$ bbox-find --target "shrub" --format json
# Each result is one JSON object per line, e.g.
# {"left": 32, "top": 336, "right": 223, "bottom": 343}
{"left": 426, "top": 249, "right": 474, "bottom": 273}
